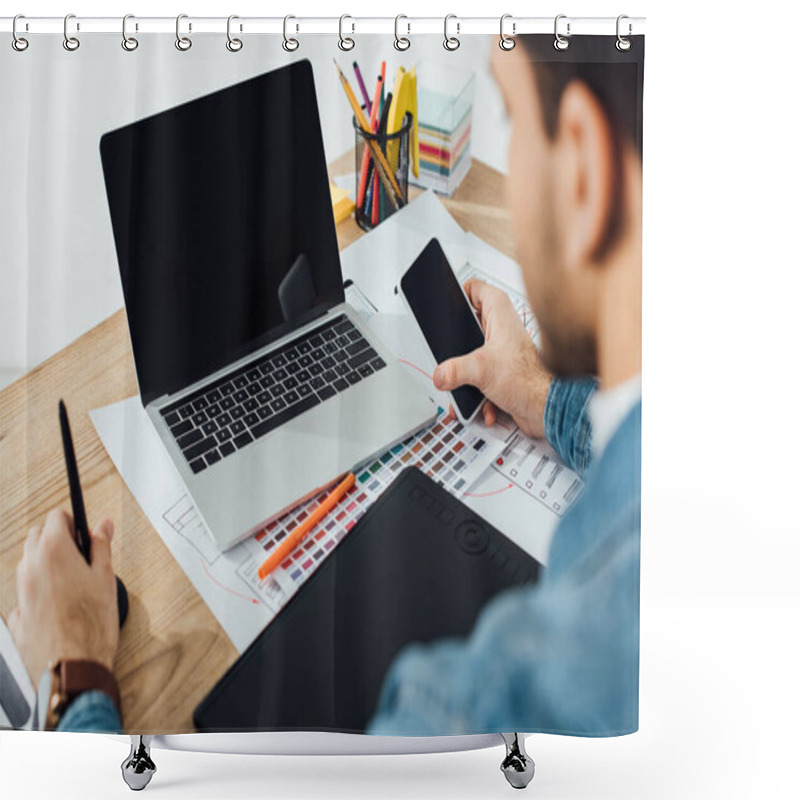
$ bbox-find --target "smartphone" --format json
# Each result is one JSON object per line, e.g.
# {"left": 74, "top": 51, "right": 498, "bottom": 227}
{"left": 397, "top": 238, "right": 485, "bottom": 425}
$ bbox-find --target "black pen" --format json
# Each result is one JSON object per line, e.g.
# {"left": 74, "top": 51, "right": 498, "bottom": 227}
{"left": 58, "top": 400, "right": 92, "bottom": 563}
{"left": 58, "top": 399, "right": 128, "bottom": 627}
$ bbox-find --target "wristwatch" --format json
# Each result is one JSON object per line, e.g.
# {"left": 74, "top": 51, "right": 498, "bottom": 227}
{"left": 35, "top": 658, "right": 122, "bottom": 731}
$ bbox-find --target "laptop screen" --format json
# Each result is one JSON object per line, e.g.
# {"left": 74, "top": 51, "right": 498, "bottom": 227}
{"left": 100, "top": 60, "right": 344, "bottom": 405}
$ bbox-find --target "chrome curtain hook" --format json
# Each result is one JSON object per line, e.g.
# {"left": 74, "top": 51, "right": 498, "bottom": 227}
{"left": 394, "top": 14, "right": 410, "bottom": 51}
{"left": 283, "top": 15, "right": 299, "bottom": 51}
{"left": 226, "top": 15, "right": 243, "bottom": 51}
{"left": 554, "top": 14, "right": 570, "bottom": 51}
{"left": 63, "top": 13, "right": 80, "bottom": 51}
{"left": 175, "top": 14, "right": 192, "bottom": 50}
{"left": 499, "top": 13, "right": 515, "bottom": 51}
{"left": 443, "top": 13, "right": 460, "bottom": 51}
{"left": 122, "top": 14, "right": 138, "bottom": 51}
{"left": 616, "top": 14, "right": 632, "bottom": 51}
{"left": 12, "top": 14, "right": 29, "bottom": 51}
{"left": 338, "top": 14, "right": 355, "bottom": 51}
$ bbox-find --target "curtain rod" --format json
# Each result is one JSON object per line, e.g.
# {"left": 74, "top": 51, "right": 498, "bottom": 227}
{"left": 1, "top": 16, "right": 646, "bottom": 37}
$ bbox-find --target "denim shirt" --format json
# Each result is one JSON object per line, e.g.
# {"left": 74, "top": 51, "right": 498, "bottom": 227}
{"left": 53, "top": 376, "right": 639, "bottom": 737}
{"left": 37, "top": 675, "right": 122, "bottom": 732}
{"left": 367, "top": 376, "right": 640, "bottom": 736}
{"left": 53, "top": 688, "right": 122, "bottom": 732}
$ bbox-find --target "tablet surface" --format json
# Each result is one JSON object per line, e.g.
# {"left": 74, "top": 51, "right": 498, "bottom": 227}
{"left": 194, "top": 467, "right": 541, "bottom": 733}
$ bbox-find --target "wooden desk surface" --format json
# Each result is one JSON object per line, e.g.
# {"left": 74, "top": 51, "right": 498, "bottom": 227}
{"left": 0, "top": 157, "right": 512, "bottom": 733}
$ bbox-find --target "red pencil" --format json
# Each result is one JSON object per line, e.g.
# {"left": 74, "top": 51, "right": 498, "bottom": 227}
{"left": 356, "top": 75, "right": 384, "bottom": 211}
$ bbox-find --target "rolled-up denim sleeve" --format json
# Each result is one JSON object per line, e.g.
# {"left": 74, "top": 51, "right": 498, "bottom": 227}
{"left": 543, "top": 376, "right": 597, "bottom": 477}
{"left": 56, "top": 690, "right": 122, "bottom": 733}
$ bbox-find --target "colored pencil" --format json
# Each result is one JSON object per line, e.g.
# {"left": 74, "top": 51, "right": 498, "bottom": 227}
{"left": 334, "top": 60, "right": 402, "bottom": 209}
{"left": 371, "top": 171, "right": 380, "bottom": 225}
{"left": 352, "top": 61, "right": 372, "bottom": 117}
{"left": 372, "top": 91, "right": 393, "bottom": 227}
{"left": 257, "top": 472, "right": 356, "bottom": 581}
{"left": 379, "top": 61, "right": 387, "bottom": 221}
{"left": 356, "top": 74, "right": 384, "bottom": 210}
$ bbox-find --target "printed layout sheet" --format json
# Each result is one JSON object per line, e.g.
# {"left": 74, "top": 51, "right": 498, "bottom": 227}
{"left": 90, "top": 194, "right": 582, "bottom": 653}
{"left": 454, "top": 234, "right": 585, "bottom": 560}
{"left": 91, "top": 398, "right": 502, "bottom": 653}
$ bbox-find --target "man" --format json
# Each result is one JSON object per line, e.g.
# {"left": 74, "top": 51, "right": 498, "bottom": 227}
{"left": 368, "top": 37, "right": 642, "bottom": 735}
{"left": 7, "top": 34, "right": 642, "bottom": 735}
{"left": 9, "top": 512, "right": 122, "bottom": 730}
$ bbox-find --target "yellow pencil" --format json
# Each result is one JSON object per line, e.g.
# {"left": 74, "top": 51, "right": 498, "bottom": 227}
{"left": 334, "top": 60, "right": 403, "bottom": 209}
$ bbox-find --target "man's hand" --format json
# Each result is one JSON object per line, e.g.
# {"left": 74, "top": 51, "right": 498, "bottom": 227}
{"left": 8, "top": 509, "right": 120, "bottom": 687}
{"left": 433, "top": 278, "right": 553, "bottom": 439}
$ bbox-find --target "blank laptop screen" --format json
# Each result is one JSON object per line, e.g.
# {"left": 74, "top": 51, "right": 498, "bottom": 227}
{"left": 100, "top": 60, "right": 344, "bottom": 405}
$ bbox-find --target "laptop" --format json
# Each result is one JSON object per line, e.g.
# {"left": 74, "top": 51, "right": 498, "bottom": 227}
{"left": 100, "top": 61, "right": 437, "bottom": 551}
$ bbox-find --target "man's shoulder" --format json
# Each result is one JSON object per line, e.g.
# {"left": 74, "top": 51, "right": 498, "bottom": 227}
{"left": 547, "top": 401, "right": 641, "bottom": 576}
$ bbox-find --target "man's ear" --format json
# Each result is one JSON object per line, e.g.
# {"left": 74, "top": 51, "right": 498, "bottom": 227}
{"left": 555, "top": 80, "right": 616, "bottom": 270}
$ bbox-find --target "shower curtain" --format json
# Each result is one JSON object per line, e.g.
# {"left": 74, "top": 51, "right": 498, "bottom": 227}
{"left": 0, "top": 19, "right": 644, "bottom": 739}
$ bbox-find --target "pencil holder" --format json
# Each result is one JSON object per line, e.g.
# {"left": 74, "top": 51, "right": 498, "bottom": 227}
{"left": 352, "top": 111, "right": 411, "bottom": 232}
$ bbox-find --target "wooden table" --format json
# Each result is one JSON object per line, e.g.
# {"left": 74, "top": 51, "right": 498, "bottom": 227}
{"left": 0, "top": 157, "right": 512, "bottom": 733}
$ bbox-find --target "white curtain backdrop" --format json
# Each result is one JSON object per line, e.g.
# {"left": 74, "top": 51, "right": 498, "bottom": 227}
{"left": 0, "top": 32, "right": 508, "bottom": 388}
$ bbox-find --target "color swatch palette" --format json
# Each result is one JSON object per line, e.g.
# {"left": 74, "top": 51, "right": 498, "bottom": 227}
{"left": 236, "top": 408, "right": 502, "bottom": 612}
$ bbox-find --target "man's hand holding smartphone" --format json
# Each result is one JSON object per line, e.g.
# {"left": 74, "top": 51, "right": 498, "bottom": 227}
{"left": 399, "top": 238, "right": 553, "bottom": 436}
{"left": 433, "top": 278, "right": 554, "bottom": 440}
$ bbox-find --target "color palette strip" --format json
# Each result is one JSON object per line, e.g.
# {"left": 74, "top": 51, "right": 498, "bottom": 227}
{"left": 235, "top": 408, "right": 503, "bottom": 611}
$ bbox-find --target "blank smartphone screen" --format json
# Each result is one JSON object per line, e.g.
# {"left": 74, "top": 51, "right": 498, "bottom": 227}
{"left": 401, "top": 239, "right": 485, "bottom": 420}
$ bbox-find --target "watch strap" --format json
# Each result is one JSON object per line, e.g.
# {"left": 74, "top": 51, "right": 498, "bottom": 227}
{"left": 44, "top": 659, "right": 122, "bottom": 731}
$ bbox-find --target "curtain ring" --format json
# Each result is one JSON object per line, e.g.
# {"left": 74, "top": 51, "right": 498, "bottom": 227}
{"left": 122, "top": 14, "right": 138, "bottom": 51}
{"left": 499, "top": 14, "right": 515, "bottom": 51}
{"left": 616, "top": 15, "right": 632, "bottom": 51}
{"left": 175, "top": 14, "right": 192, "bottom": 50}
{"left": 338, "top": 14, "right": 355, "bottom": 51}
{"left": 63, "top": 13, "right": 80, "bottom": 51}
{"left": 12, "top": 14, "right": 29, "bottom": 52}
{"left": 226, "top": 15, "right": 243, "bottom": 51}
{"left": 443, "top": 14, "right": 460, "bottom": 51}
{"left": 283, "top": 15, "right": 299, "bottom": 51}
{"left": 554, "top": 14, "right": 570, "bottom": 51}
{"left": 394, "top": 15, "right": 410, "bottom": 51}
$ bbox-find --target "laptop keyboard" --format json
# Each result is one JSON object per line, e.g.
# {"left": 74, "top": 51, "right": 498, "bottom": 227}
{"left": 159, "top": 315, "right": 387, "bottom": 474}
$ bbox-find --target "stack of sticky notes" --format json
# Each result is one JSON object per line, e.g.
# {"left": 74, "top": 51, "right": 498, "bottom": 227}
{"left": 329, "top": 180, "right": 356, "bottom": 224}
{"left": 411, "top": 64, "right": 476, "bottom": 197}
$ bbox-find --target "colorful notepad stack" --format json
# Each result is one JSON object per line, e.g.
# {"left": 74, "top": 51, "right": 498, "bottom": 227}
{"left": 412, "top": 65, "right": 476, "bottom": 197}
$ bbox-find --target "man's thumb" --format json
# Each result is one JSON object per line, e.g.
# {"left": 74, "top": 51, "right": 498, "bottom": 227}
{"left": 434, "top": 353, "right": 483, "bottom": 391}
{"left": 90, "top": 518, "right": 114, "bottom": 566}
{"left": 95, "top": 518, "right": 114, "bottom": 541}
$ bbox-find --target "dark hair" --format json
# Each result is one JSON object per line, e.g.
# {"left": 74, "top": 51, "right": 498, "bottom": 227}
{"left": 519, "top": 34, "right": 643, "bottom": 160}
{"left": 518, "top": 34, "right": 643, "bottom": 255}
